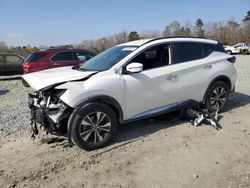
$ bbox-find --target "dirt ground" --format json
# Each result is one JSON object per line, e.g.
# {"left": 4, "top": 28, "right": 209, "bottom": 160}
{"left": 0, "top": 55, "right": 250, "bottom": 188}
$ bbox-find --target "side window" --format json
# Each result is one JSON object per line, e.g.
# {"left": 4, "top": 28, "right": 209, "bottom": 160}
{"left": 234, "top": 43, "right": 243, "bottom": 48}
{"left": 6, "top": 55, "right": 22, "bottom": 64}
{"left": 51, "top": 52, "right": 74, "bottom": 61}
{"left": 73, "top": 52, "right": 93, "bottom": 61}
{"left": 130, "top": 44, "right": 170, "bottom": 71}
{"left": 172, "top": 42, "right": 204, "bottom": 64}
{"left": 0, "top": 55, "right": 3, "bottom": 63}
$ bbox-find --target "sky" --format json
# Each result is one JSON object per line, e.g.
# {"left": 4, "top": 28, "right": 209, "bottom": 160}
{"left": 0, "top": 0, "right": 249, "bottom": 47}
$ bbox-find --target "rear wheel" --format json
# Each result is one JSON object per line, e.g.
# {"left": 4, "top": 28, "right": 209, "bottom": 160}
{"left": 205, "top": 81, "right": 230, "bottom": 112}
{"left": 71, "top": 103, "right": 118, "bottom": 150}
{"left": 242, "top": 50, "right": 248, "bottom": 55}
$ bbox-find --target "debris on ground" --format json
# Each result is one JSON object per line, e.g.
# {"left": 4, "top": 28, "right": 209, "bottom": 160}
{"left": 184, "top": 106, "right": 221, "bottom": 130}
{"left": 46, "top": 137, "right": 65, "bottom": 144}
{"left": 193, "top": 173, "right": 199, "bottom": 178}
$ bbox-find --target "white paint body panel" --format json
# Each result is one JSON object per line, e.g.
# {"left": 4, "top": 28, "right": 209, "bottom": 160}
{"left": 22, "top": 66, "right": 96, "bottom": 91}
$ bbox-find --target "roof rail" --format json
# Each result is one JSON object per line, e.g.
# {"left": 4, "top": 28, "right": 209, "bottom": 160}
{"left": 140, "top": 36, "right": 216, "bottom": 46}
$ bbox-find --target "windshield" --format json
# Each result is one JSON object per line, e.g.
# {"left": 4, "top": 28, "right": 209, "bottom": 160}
{"left": 79, "top": 46, "right": 138, "bottom": 71}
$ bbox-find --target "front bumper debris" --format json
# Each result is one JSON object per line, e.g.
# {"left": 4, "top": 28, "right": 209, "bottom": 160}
{"left": 28, "top": 93, "right": 68, "bottom": 138}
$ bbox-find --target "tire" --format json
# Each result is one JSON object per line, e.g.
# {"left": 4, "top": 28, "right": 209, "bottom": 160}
{"left": 242, "top": 50, "right": 248, "bottom": 55}
{"left": 226, "top": 50, "right": 232, "bottom": 55}
{"left": 204, "top": 81, "right": 230, "bottom": 112}
{"left": 71, "top": 103, "right": 118, "bottom": 150}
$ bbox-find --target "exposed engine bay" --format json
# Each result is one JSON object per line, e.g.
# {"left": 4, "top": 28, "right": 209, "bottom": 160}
{"left": 28, "top": 88, "right": 72, "bottom": 138}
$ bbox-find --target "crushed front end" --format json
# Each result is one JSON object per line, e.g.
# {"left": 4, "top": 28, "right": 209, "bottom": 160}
{"left": 28, "top": 88, "right": 72, "bottom": 138}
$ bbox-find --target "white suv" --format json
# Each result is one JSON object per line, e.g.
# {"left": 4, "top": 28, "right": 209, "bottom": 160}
{"left": 23, "top": 38, "right": 237, "bottom": 150}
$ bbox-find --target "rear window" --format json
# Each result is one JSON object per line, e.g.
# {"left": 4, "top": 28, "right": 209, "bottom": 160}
{"left": 204, "top": 43, "right": 225, "bottom": 55}
{"left": 25, "top": 53, "right": 47, "bottom": 63}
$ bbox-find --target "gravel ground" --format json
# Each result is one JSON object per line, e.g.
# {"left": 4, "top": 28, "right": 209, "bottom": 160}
{"left": 0, "top": 55, "right": 249, "bottom": 188}
{"left": 0, "top": 76, "right": 32, "bottom": 138}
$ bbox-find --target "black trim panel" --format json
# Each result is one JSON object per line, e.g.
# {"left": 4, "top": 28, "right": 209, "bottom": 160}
{"left": 122, "top": 99, "right": 200, "bottom": 124}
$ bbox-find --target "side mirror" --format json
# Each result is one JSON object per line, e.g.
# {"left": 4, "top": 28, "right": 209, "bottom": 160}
{"left": 126, "top": 62, "right": 143, "bottom": 73}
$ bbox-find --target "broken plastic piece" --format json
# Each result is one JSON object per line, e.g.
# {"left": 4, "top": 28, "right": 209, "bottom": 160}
{"left": 30, "top": 121, "right": 39, "bottom": 140}
{"left": 194, "top": 114, "right": 205, "bottom": 126}
{"left": 185, "top": 106, "right": 221, "bottom": 130}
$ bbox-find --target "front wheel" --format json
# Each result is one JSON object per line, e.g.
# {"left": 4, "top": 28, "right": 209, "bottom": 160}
{"left": 71, "top": 103, "right": 118, "bottom": 150}
{"left": 204, "top": 81, "right": 230, "bottom": 112}
{"left": 226, "top": 50, "right": 232, "bottom": 55}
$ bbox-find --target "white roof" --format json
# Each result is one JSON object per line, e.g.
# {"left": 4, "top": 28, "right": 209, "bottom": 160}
{"left": 118, "top": 37, "right": 217, "bottom": 47}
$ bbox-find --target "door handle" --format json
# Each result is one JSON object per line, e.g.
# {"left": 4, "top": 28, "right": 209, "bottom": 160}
{"left": 53, "top": 63, "right": 60, "bottom": 66}
{"left": 167, "top": 74, "right": 178, "bottom": 81}
{"left": 204, "top": 65, "right": 212, "bottom": 70}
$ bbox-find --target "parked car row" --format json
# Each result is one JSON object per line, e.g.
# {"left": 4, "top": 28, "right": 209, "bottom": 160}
{"left": 0, "top": 48, "right": 95, "bottom": 76}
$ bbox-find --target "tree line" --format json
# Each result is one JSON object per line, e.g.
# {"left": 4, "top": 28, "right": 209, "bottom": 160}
{"left": 1, "top": 10, "right": 250, "bottom": 56}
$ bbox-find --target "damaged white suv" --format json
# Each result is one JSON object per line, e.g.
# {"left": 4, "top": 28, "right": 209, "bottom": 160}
{"left": 23, "top": 38, "right": 237, "bottom": 150}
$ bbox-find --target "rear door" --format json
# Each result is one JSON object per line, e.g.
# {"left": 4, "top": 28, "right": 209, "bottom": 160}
{"left": 170, "top": 42, "right": 210, "bottom": 102}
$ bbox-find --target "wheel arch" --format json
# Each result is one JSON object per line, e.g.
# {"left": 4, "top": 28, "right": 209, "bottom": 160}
{"left": 202, "top": 75, "right": 232, "bottom": 104}
{"left": 73, "top": 95, "right": 124, "bottom": 123}
{"left": 67, "top": 95, "right": 124, "bottom": 145}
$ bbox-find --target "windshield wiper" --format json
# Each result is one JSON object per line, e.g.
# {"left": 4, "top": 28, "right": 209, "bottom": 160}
{"left": 70, "top": 71, "right": 100, "bottom": 82}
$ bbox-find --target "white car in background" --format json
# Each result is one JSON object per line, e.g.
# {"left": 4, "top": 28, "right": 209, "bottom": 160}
{"left": 22, "top": 37, "right": 237, "bottom": 150}
{"left": 224, "top": 43, "right": 250, "bottom": 55}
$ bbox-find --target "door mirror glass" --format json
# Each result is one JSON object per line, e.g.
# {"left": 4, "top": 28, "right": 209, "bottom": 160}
{"left": 126, "top": 62, "right": 143, "bottom": 73}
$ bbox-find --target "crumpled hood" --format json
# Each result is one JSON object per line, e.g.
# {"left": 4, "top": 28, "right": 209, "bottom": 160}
{"left": 22, "top": 66, "right": 97, "bottom": 91}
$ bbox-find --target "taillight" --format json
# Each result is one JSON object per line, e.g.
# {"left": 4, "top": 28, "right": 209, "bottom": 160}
{"left": 23, "top": 63, "right": 33, "bottom": 73}
{"left": 227, "top": 56, "right": 236, "bottom": 63}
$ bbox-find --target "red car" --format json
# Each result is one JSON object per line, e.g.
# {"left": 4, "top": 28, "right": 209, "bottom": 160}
{"left": 23, "top": 48, "right": 95, "bottom": 74}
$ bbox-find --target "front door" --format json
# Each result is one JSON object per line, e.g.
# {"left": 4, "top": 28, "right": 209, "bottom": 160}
{"left": 122, "top": 44, "right": 182, "bottom": 120}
